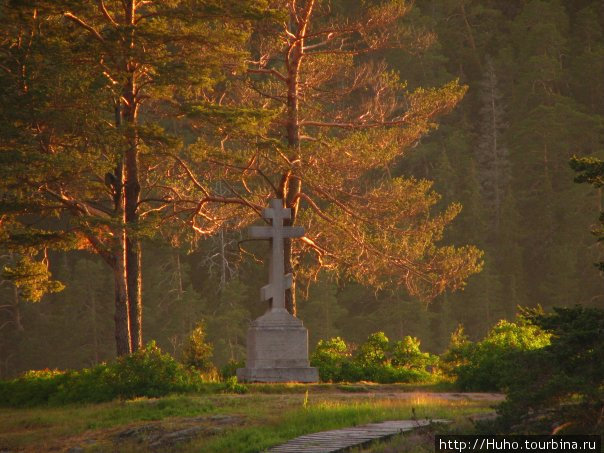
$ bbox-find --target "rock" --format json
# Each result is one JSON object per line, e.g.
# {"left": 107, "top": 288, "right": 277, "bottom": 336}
{"left": 114, "top": 424, "right": 164, "bottom": 443}
{"left": 149, "top": 427, "right": 206, "bottom": 449}
{"left": 66, "top": 448, "right": 84, "bottom": 453}
{"left": 206, "top": 414, "right": 245, "bottom": 425}
{"left": 468, "top": 413, "right": 498, "bottom": 423}
{"left": 112, "top": 414, "right": 246, "bottom": 450}
{"left": 186, "top": 414, "right": 245, "bottom": 425}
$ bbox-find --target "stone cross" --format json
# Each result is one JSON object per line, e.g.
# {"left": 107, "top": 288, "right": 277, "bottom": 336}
{"left": 249, "top": 199, "right": 304, "bottom": 311}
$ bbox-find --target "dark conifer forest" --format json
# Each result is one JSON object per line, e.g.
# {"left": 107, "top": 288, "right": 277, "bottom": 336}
{"left": 1, "top": 0, "right": 603, "bottom": 378}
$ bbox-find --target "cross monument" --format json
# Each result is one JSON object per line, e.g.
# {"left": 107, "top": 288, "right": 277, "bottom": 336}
{"left": 237, "top": 199, "right": 319, "bottom": 383}
{"left": 248, "top": 199, "right": 304, "bottom": 311}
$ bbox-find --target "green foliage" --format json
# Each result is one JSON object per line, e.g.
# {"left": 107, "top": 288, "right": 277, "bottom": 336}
{"left": 391, "top": 336, "right": 436, "bottom": 371}
{"left": 108, "top": 341, "right": 197, "bottom": 399}
{"left": 443, "top": 316, "right": 551, "bottom": 391}
{"left": 570, "top": 155, "right": 604, "bottom": 271}
{"left": 221, "top": 360, "right": 245, "bottom": 379}
{"left": 202, "top": 279, "right": 250, "bottom": 368}
{"left": 492, "top": 306, "right": 604, "bottom": 434}
{"left": 181, "top": 322, "right": 215, "bottom": 373}
{"left": 311, "top": 337, "right": 350, "bottom": 382}
{"left": 220, "top": 376, "right": 248, "bottom": 394}
{"left": 2, "top": 256, "right": 64, "bottom": 302}
{"left": 0, "top": 342, "right": 206, "bottom": 407}
{"left": 311, "top": 333, "right": 436, "bottom": 383}
{"left": 439, "top": 324, "right": 470, "bottom": 376}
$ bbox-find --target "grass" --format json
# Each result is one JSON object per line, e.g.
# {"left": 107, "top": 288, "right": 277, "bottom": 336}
{"left": 195, "top": 393, "right": 493, "bottom": 453}
{"left": 244, "top": 381, "right": 459, "bottom": 394}
{"left": 0, "top": 389, "right": 499, "bottom": 453}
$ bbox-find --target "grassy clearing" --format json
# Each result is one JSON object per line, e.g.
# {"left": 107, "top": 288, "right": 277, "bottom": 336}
{"left": 193, "top": 393, "right": 493, "bottom": 453}
{"left": 0, "top": 390, "right": 498, "bottom": 453}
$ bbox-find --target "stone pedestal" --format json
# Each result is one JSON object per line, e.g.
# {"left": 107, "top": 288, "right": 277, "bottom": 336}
{"left": 237, "top": 309, "right": 319, "bottom": 383}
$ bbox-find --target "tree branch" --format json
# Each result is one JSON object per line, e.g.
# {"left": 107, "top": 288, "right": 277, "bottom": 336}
{"left": 247, "top": 68, "right": 288, "bottom": 82}
{"left": 63, "top": 12, "right": 105, "bottom": 43}
{"left": 98, "top": 0, "right": 119, "bottom": 27}
{"left": 158, "top": 152, "right": 211, "bottom": 197}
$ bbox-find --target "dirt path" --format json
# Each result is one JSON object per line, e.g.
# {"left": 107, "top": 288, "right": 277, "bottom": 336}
{"left": 319, "top": 391, "right": 504, "bottom": 402}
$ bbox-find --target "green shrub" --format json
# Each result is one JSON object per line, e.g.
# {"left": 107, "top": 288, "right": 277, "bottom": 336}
{"left": 0, "top": 342, "right": 205, "bottom": 407}
{"left": 391, "top": 336, "right": 438, "bottom": 371}
{"left": 310, "top": 332, "right": 436, "bottom": 383}
{"left": 220, "top": 376, "right": 248, "bottom": 394}
{"left": 443, "top": 316, "right": 551, "bottom": 391}
{"left": 109, "top": 341, "right": 195, "bottom": 399}
{"left": 492, "top": 306, "right": 604, "bottom": 434}
{"left": 0, "top": 369, "right": 68, "bottom": 406}
{"left": 51, "top": 365, "right": 116, "bottom": 404}
{"left": 220, "top": 360, "right": 245, "bottom": 379}
{"left": 356, "top": 332, "right": 389, "bottom": 368}
{"left": 310, "top": 337, "right": 350, "bottom": 382}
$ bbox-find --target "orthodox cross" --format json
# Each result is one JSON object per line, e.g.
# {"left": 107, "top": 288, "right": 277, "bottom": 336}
{"left": 249, "top": 199, "right": 305, "bottom": 311}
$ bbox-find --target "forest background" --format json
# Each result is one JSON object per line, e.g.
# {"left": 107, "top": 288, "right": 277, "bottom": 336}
{"left": 1, "top": 0, "right": 603, "bottom": 378}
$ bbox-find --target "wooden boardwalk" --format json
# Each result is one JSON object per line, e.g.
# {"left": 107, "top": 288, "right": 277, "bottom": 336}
{"left": 266, "top": 419, "right": 447, "bottom": 453}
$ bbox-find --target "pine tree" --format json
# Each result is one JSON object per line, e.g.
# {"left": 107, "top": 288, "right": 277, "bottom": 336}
{"left": 0, "top": 0, "right": 271, "bottom": 355}
{"left": 476, "top": 57, "right": 510, "bottom": 237}
{"left": 208, "top": 0, "right": 485, "bottom": 316}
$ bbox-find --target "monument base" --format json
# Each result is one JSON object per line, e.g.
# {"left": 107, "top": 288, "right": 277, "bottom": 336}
{"left": 236, "top": 308, "right": 319, "bottom": 383}
{"left": 236, "top": 367, "right": 318, "bottom": 383}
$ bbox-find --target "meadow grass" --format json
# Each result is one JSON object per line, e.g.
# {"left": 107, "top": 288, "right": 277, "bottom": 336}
{"left": 189, "top": 393, "right": 494, "bottom": 453}
{"left": 0, "top": 389, "right": 497, "bottom": 452}
{"left": 245, "top": 381, "right": 457, "bottom": 394}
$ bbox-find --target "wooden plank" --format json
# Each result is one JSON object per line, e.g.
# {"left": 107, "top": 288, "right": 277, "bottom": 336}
{"left": 266, "top": 419, "right": 449, "bottom": 453}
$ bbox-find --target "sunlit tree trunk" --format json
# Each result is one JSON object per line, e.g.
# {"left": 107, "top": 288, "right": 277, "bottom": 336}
{"left": 113, "top": 252, "right": 132, "bottom": 356}
{"left": 282, "top": 1, "right": 313, "bottom": 316}
{"left": 123, "top": 0, "right": 142, "bottom": 352}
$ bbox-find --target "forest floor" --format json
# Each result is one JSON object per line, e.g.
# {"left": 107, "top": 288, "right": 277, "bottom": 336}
{"left": 0, "top": 386, "right": 503, "bottom": 453}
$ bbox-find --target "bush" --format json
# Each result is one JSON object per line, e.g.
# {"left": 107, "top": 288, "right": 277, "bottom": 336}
{"left": 492, "top": 306, "right": 604, "bottom": 434}
{"left": 311, "top": 332, "right": 436, "bottom": 383}
{"left": 220, "top": 360, "right": 245, "bottom": 379}
{"left": 311, "top": 337, "right": 350, "bottom": 382}
{"left": 109, "top": 341, "right": 196, "bottom": 399}
{"left": 0, "top": 369, "right": 68, "bottom": 406}
{"left": 391, "top": 336, "right": 438, "bottom": 371}
{"left": 220, "top": 376, "right": 248, "bottom": 394}
{"left": 442, "top": 315, "right": 551, "bottom": 391}
{"left": 0, "top": 342, "right": 205, "bottom": 407}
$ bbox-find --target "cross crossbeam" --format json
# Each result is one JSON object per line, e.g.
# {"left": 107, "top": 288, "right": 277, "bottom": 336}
{"left": 249, "top": 199, "right": 305, "bottom": 311}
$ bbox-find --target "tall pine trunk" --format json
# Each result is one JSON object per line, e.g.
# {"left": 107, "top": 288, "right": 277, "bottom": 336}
{"left": 113, "top": 247, "right": 132, "bottom": 356}
{"left": 123, "top": 1, "right": 143, "bottom": 352}
{"left": 107, "top": 0, "right": 143, "bottom": 356}
{"left": 111, "top": 124, "right": 132, "bottom": 356}
{"left": 282, "top": 2, "right": 312, "bottom": 316}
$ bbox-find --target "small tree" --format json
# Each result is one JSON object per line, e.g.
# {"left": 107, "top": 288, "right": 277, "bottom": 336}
{"left": 570, "top": 155, "right": 604, "bottom": 271}
{"left": 181, "top": 322, "right": 214, "bottom": 373}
